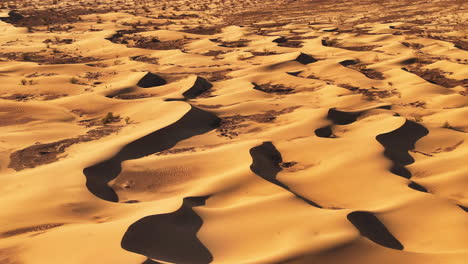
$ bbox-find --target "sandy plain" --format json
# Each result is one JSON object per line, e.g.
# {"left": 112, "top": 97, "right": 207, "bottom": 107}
{"left": 0, "top": 0, "right": 467, "bottom": 263}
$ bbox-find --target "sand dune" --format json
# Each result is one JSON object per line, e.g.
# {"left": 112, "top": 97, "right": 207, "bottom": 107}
{"left": 0, "top": 0, "right": 467, "bottom": 263}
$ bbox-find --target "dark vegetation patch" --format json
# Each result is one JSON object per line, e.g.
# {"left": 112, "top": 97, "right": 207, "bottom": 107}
{"left": 159, "top": 69, "right": 233, "bottom": 84}
{"left": 337, "top": 45, "right": 379, "bottom": 51}
{"left": 453, "top": 40, "right": 468, "bottom": 51}
{"left": 253, "top": 82, "right": 295, "bottom": 95}
{"left": 217, "top": 107, "right": 300, "bottom": 139}
{"left": 180, "top": 26, "right": 223, "bottom": 35}
{"left": 250, "top": 51, "right": 279, "bottom": 56}
{"left": 424, "top": 35, "right": 468, "bottom": 51}
{"left": 121, "top": 21, "right": 165, "bottom": 29}
{"left": 338, "top": 84, "right": 401, "bottom": 99}
{"left": 131, "top": 55, "right": 159, "bottom": 64}
{"left": 0, "top": 223, "right": 64, "bottom": 238}
{"left": 0, "top": 93, "right": 68, "bottom": 101}
{"left": 402, "top": 67, "right": 467, "bottom": 88}
{"left": 252, "top": 22, "right": 288, "bottom": 28}
{"left": 401, "top": 41, "right": 424, "bottom": 49}
{"left": 9, "top": 125, "right": 122, "bottom": 171}
{"left": 202, "top": 50, "right": 229, "bottom": 57}
{"left": 107, "top": 31, "right": 191, "bottom": 50}
{"left": 43, "top": 37, "right": 74, "bottom": 45}
{"left": 156, "top": 147, "right": 196, "bottom": 155}
{"left": 86, "top": 62, "right": 109, "bottom": 68}
{"left": 202, "top": 70, "right": 233, "bottom": 82}
{"left": 157, "top": 13, "right": 199, "bottom": 19}
{"left": 219, "top": 39, "right": 250, "bottom": 48}
{"left": 195, "top": 104, "right": 224, "bottom": 109}
{"left": 1, "top": 8, "right": 111, "bottom": 27}
{"left": 0, "top": 52, "right": 100, "bottom": 64}
{"left": 112, "top": 93, "right": 154, "bottom": 100}
{"left": 135, "top": 38, "right": 190, "bottom": 50}
{"left": 339, "top": 59, "right": 385, "bottom": 80}
{"left": 273, "top": 37, "right": 304, "bottom": 48}
{"left": 280, "top": 161, "right": 298, "bottom": 168}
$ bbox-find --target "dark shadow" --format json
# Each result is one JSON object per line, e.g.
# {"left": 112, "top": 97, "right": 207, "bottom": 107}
{"left": 287, "top": 71, "right": 302, "bottom": 76}
{"left": 164, "top": 98, "right": 188, "bottom": 102}
{"left": 105, "top": 87, "right": 134, "bottom": 99}
{"left": 182, "top": 76, "right": 213, "bottom": 99}
{"left": 408, "top": 181, "right": 428, "bottom": 193}
{"left": 314, "top": 125, "right": 335, "bottom": 138}
{"left": 295, "top": 53, "right": 317, "bottom": 65}
{"left": 376, "top": 120, "right": 429, "bottom": 179}
{"left": 122, "top": 196, "right": 213, "bottom": 264}
{"left": 249, "top": 142, "right": 322, "bottom": 208}
{"left": 327, "top": 108, "right": 362, "bottom": 125}
{"left": 137, "top": 72, "right": 167, "bottom": 88}
{"left": 339, "top": 59, "right": 359, "bottom": 67}
{"left": 83, "top": 106, "right": 220, "bottom": 202}
{"left": 458, "top": 205, "right": 468, "bottom": 212}
{"left": 142, "top": 258, "right": 163, "bottom": 264}
{"left": 315, "top": 108, "right": 362, "bottom": 138}
{"left": 316, "top": 106, "right": 391, "bottom": 138}
{"left": 347, "top": 211, "right": 404, "bottom": 250}
{"left": 273, "top": 36, "right": 287, "bottom": 43}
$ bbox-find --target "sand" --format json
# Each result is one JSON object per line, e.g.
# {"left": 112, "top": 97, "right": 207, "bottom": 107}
{"left": 0, "top": 0, "right": 467, "bottom": 263}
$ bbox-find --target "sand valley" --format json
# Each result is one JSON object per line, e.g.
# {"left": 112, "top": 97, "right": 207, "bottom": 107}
{"left": 0, "top": 0, "right": 467, "bottom": 263}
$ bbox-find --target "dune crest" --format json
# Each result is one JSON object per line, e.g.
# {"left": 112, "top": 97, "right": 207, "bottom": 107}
{"left": 0, "top": 0, "right": 467, "bottom": 263}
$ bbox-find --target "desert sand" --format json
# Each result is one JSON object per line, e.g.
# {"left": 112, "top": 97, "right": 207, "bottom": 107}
{"left": 0, "top": 0, "right": 467, "bottom": 263}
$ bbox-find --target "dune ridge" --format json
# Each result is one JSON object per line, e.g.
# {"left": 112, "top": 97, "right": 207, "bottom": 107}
{"left": 0, "top": 0, "right": 467, "bottom": 263}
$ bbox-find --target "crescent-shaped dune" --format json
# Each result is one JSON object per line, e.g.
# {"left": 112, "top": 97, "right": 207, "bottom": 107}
{"left": 0, "top": 0, "right": 467, "bottom": 264}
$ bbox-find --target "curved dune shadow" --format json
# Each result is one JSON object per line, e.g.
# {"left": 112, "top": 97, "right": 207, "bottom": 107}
{"left": 315, "top": 108, "right": 363, "bottom": 138}
{"left": 408, "top": 181, "right": 428, "bottom": 193}
{"left": 182, "top": 76, "right": 213, "bottom": 99}
{"left": 326, "top": 108, "right": 362, "bottom": 125}
{"left": 314, "top": 125, "right": 335, "bottom": 138}
{"left": 376, "top": 120, "right": 428, "bottom": 179}
{"left": 250, "top": 142, "right": 322, "bottom": 208}
{"left": 142, "top": 258, "right": 163, "bottom": 264}
{"left": 137, "top": 72, "right": 167, "bottom": 88}
{"left": 459, "top": 205, "right": 468, "bottom": 213}
{"left": 83, "top": 106, "right": 220, "bottom": 202}
{"left": 122, "top": 196, "right": 213, "bottom": 264}
{"left": 295, "top": 53, "right": 317, "bottom": 65}
{"left": 347, "top": 211, "right": 404, "bottom": 250}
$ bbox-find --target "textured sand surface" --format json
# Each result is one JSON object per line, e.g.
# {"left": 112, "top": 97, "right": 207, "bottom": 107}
{"left": 0, "top": 0, "right": 467, "bottom": 263}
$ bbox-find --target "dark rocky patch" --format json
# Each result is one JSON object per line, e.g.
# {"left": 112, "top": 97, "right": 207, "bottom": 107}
{"left": 253, "top": 82, "right": 295, "bottom": 95}
{"left": 9, "top": 125, "right": 121, "bottom": 171}
{"left": 402, "top": 67, "right": 467, "bottom": 88}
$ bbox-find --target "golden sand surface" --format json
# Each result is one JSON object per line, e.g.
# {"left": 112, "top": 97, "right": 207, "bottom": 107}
{"left": 0, "top": 0, "right": 467, "bottom": 263}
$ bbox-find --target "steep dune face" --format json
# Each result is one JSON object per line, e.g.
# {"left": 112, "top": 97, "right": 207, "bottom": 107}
{"left": 83, "top": 106, "right": 220, "bottom": 202}
{"left": 0, "top": 0, "right": 467, "bottom": 264}
{"left": 122, "top": 196, "right": 213, "bottom": 264}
